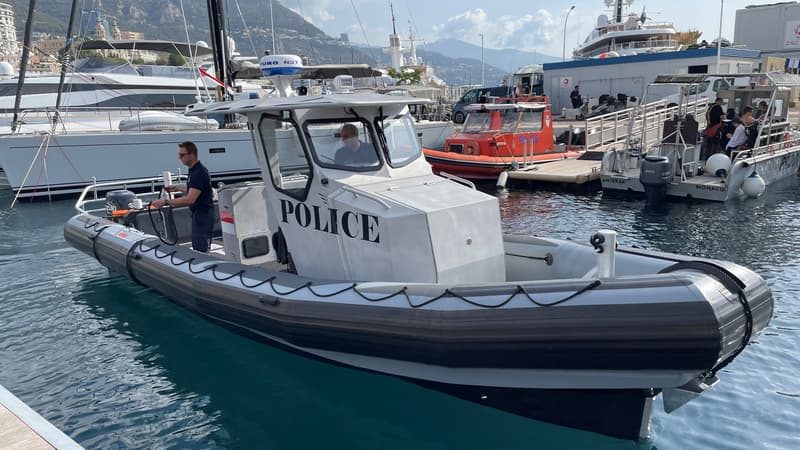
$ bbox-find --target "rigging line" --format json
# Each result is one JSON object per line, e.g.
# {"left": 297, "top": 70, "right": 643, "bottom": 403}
{"left": 295, "top": 0, "right": 316, "bottom": 61}
{"left": 268, "top": 0, "right": 276, "bottom": 54}
{"left": 350, "top": 0, "right": 376, "bottom": 62}
{"left": 232, "top": 0, "right": 258, "bottom": 59}
{"left": 178, "top": 0, "right": 205, "bottom": 103}
{"left": 405, "top": 5, "right": 422, "bottom": 45}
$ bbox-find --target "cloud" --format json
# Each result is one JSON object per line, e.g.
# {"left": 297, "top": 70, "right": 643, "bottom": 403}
{"left": 288, "top": 0, "right": 336, "bottom": 25}
{"left": 433, "top": 8, "right": 559, "bottom": 51}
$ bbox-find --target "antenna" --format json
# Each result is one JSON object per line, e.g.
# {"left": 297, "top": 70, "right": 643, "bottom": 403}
{"left": 390, "top": 1, "right": 397, "bottom": 35}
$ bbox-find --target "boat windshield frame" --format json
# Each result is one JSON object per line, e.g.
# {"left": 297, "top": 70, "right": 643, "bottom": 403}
{"left": 257, "top": 112, "right": 315, "bottom": 201}
{"left": 373, "top": 113, "right": 423, "bottom": 168}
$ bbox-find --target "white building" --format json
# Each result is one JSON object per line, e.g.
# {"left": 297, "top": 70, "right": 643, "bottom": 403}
{"left": 734, "top": 1, "right": 800, "bottom": 71}
{"left": 542, "top": 48, "right": 761, "bottom": 111}
{"left": 0, "top": 2, "right": 17, "bottom": 57}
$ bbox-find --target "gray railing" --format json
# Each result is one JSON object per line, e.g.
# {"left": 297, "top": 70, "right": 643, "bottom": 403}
{"left": 582, "top": 98, "right": 708, "bottom": 152}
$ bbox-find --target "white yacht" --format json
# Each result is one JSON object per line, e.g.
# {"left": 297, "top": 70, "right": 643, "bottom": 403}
{"left": 0, "top": 63, "right": 450, "bottom": 200}
{"left": 0, "top": 40, "right": 218, "bottom": 113}
{"left": 574, "top": 0, "right": 679, "bottom": 59}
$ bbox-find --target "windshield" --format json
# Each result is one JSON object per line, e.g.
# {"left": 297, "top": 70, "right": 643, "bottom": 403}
{"left": 258, "top": 114, "right": 311, "bottom": 200}
{"left": 463, "top": 109, "right": 519, "bottom": 132}
{"left": 462, "top": 110, "right": 491, "bottom": 132}
{"left": 688, "top": 81, "right": 710, "bottom": 96}
{"left": 305, "top": 120, "right": 381, "bottom": 171}
{"left": 379, "top": 114, "right": 422, "bottom": 167}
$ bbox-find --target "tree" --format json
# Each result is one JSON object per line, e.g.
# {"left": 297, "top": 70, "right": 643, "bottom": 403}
{"left": 389, "top": 68, "right": 422, "bottom": 85}
{"left": 168, "top": 53, "right": 186, "bottom": 66}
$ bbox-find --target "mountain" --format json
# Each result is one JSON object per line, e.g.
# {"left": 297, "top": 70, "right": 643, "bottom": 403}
{"left": 13, "top": 0, "right": 376, "bottom": 65}
{"left": 424, "top": 39, "right": 561, "bottom": 72}
{"left": 13, "top": 1, "right": 520, "bottom": 86}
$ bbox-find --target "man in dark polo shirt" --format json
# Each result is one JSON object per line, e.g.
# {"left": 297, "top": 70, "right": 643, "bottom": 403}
{"left": 152, "top": 141, "right": 214, "bottom": 252}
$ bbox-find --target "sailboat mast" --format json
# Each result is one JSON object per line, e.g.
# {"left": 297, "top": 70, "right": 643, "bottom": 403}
{"left": 53, "top": 0, "right": 80, "bottom": 120}
{"left": 206, "top": 0, "right": 232, "bottom": 100}
{"left": 11, "top": 0, "right": 37, "bottom": 133}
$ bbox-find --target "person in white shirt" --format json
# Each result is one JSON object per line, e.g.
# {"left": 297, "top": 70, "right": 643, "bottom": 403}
{"left": 726, "top": 107, "right": 755, "bottom": 154}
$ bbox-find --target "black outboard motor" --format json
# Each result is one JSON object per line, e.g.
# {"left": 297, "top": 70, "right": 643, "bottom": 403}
{"left": 105, "top": 189, "right": 137, "bottom": 217}
{"left": 639, "top": 155, "right": 672, "bottom": 203}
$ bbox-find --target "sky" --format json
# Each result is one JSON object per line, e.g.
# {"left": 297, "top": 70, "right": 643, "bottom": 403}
{"left": 286, "top": 0, "right": 763, "bottom": 57}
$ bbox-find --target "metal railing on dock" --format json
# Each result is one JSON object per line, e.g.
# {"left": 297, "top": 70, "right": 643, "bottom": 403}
{"left": 580, "top": 98, "right": 708, "bottom": 152}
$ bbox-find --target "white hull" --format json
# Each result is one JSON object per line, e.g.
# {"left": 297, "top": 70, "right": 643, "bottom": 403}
{"left": 0, "top": 129, "right": 258, "bottom": 197}
{"left": 602, "top": 145, "right": 800, "bottom": 201}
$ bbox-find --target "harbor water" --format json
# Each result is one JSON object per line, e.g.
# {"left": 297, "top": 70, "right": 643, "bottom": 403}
{"left": 1, "top": 181, "right": 798, "bottom": 449}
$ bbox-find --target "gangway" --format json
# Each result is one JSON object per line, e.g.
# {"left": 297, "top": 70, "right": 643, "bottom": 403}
{"left": 498, "top": 81, "right": 709, "bottom": 189}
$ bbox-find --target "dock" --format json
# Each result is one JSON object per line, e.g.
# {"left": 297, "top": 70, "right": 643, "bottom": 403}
{"left": 505, "top": 151, "right": 605, "bottom": 184}
{"left": 0, "top": 384, "right": 83, "bottom": 449}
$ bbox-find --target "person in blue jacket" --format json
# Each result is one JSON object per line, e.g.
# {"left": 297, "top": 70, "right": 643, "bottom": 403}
{"left": 152, "top": 141, "right": 214, "bottom": 252}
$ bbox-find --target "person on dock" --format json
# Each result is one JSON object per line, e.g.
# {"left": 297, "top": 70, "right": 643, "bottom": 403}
{"left": 151, "top": 141, "right": 214, "bottom": 252}
{"left": 570, "top": 85, "right": 583, "bottom": 109}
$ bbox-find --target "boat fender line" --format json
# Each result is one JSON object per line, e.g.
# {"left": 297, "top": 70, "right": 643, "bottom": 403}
{"left": 84, "top": 220, "right": 112, "bottom": 263}
{"left": 658, "top": 260, "right": 753, "bottom": 378}
{"left": 122, "top": 242, "right": 602, "bottom": 309}
{"left": 146, "top": 202, "right": 177, "bottom": 246}
{"left": 124, "top": 241, "right": 146, "bottom": 287}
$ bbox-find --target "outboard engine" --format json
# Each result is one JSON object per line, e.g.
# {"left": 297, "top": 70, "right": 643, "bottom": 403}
{"left": 639, "top": 155, "right": 672, "bottom": 203}
{"left": 105, "top": 190, "right": 137, "bottom": 217}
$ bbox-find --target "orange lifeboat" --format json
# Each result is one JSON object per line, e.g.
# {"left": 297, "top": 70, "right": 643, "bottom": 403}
{"left": 424, "top": 96, "right": 582, "bottom": 179}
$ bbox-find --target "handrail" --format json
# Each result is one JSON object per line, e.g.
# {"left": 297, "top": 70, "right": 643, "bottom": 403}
{"left": 438, "top": 171, "right": 477, "bottom": 190}
{"left": 74, "top": 174, "right": 187, "bottom": 213}
{"left": 338, "top": 185, "right": 391, "bottom": 209}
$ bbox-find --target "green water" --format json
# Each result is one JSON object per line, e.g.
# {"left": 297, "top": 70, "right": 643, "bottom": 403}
{"left": 1, "top": 182, "right": 798, "bottom": 449}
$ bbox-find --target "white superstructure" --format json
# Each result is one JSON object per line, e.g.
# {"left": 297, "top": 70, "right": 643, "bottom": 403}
{"left": 575, "top": 0, "right": 678, "bottom": 59}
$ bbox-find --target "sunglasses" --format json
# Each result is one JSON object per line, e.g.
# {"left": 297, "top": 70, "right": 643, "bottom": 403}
{"left": 178, "top": 152, "right": 189, "bottom": 158}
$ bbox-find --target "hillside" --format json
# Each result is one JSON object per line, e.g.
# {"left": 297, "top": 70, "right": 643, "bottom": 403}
{"left": 14, "top": 0, "right": 373, "bottom": 66}
{"left": 14, "top": 1, "right": 522, "bottom": 85}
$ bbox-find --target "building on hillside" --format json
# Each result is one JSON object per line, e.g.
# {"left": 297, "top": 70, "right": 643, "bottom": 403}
{"left": 0, "top": 2, "right": 17, "bottom": 57}
{"left": 119, "top": 31, "right": 144, "bottom": 41}
{"left": 734, "top": 1, "right": 800, "bottom": 72}
{"left": 543, "top": 48, "right": 761, "bottom": 111}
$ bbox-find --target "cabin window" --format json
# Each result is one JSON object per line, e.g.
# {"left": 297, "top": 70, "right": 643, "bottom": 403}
{"left": 462, "top": 111, "right": 491, "bottom": 132}
{"left": 258, "top": 114, "right": 312, "bottom": 200}
{"left": 500, "top": 110, "right": 518, "bottom": 130}
{"left": 517, "top": 110, "right": 543, "bottom": 132}
{"left": 712, "top": 79, "right": 730, "bottom": 92}
{"left": 687, "top": 81, "right": 709, "bottom": 96}
{"left": 377, "top": 114, "right": 422, "bottom": 167}
{"left": 461, "top": 90, "right": 479, "bottom": 104}
{"left": 305, "top": 120, "right": 381, "bottom": 171}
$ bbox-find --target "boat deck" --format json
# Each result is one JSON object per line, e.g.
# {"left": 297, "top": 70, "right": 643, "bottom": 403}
{"left": 0, "top": 384, "right": 82, "bottom": 449}
{"left": 506, "top": 152, "right": 605, "bottom": 185}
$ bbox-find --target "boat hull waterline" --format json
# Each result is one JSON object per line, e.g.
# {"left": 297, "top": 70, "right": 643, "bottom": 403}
{"left": 64, "top": 213, "right": 773, "bottom": 440}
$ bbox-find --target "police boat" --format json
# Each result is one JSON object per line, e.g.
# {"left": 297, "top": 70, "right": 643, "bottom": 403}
{"left": 64, "top": 63, "right": 773, "bottom": 441}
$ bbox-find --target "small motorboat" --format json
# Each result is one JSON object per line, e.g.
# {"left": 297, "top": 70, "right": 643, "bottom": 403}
{"left": 424, "top": 98, "right": 582, "bottom": 179}
{"left": 64, "top": 61, "right": 773, "bottom": 441}
{"left": 600, "top": 73, "right": 800, "bottom": 202}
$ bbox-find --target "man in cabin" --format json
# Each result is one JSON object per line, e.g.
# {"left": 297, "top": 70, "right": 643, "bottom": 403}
{"left": 151, "top": 141, "right": 215, "bottom": 252}
{"left": 570, "top": 85, "right": 583, "bottom": 109}
{"left": 754, "top": 101, "right": 768, "bottom": 121}
{"left": 334, "top": 123, "right": 379, "bottom": 167}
